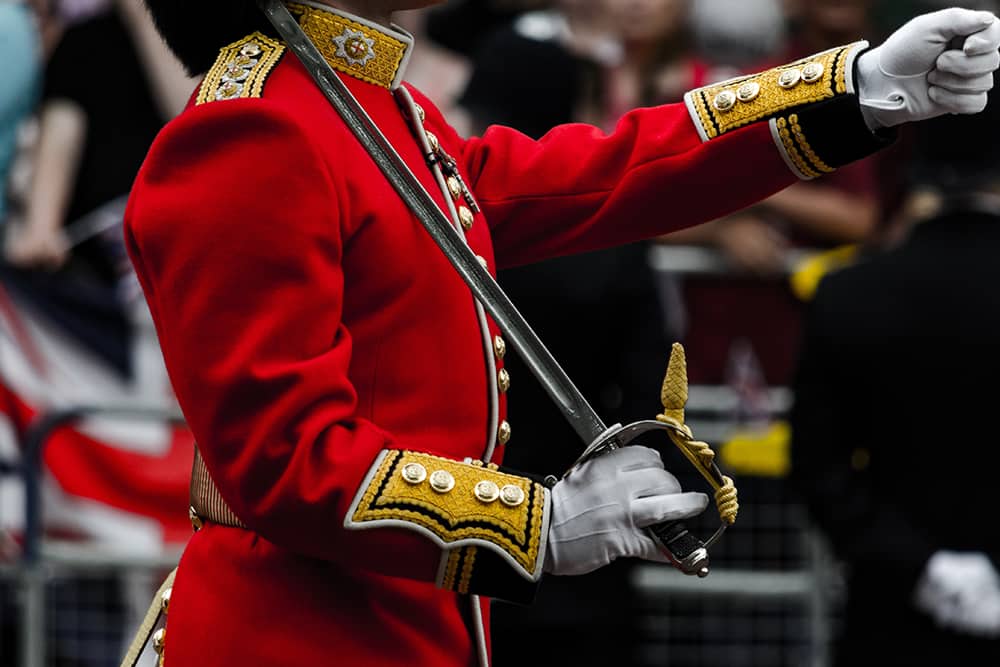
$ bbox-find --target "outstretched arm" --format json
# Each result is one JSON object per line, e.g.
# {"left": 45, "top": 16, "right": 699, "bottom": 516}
{"left": 453, "top": 8, "right": 1000, "bottom": 269}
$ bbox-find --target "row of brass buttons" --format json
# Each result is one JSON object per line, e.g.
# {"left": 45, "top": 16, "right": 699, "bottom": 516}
{"left": 151, "top": 585, "right": 172, "bottom": 664}
{"left": 400, "top": 462, "right": 525, "bottom": 506}
{"left": 713, "top": 61, "right": 826, "bottom": 112}
{"left": 414, "top": 103, "right": 511, "bottom": 449}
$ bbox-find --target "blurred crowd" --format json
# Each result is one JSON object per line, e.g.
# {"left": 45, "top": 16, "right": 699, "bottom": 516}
{"left": 2, "top": 0, "right": 1000, "bottom": 666}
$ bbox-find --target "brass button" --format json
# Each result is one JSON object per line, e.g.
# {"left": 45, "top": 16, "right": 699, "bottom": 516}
{"left": 240, "top": 42, "right": 263, "bottom": 58}
{"left": 160, "top": 588, "right": 172, "bottom": 614}
{"left": 474, "top": 480, "right": 501, "bottom": 503}
{"left": 401, "top": 462, "right": 427, "bottom": 484}
{"left": 497, "top": 368, "right": 510, "bottom": 393}
{"left": 153, "top": 628, "right": 166, "bottom": 655}
{"left": 429, "top": 470, "right": 456, "bottom": 493}
{"left": 458, "top": 206, "right": 474, "bottom": 231}
{"left": 801, "top": 62, "right": 824, "bottom": 83}
{"left": 736, "top": 81, "right": 760, "bottom": 103}
{"left": 500, "top": 484, "right": 526, "bottom": 508}
{"left": 425, "top": 131, "right": 440, "bottom": 153}
{"left": 498, "top": 421, "right": 511, "bottom": 446}
{"left": 188, "top": 506, "right": 203, "bottom": 532}
{"left": 476, "top": 255, "right": 489, "bottom": 270}
{"left": 778, "top": 68, "right": 802, "bottom": 89}
{"left": 447, "top": 176, "right": 462, "bottom": 200}
{"left": 493, "top": 336, "right": 506, "bottom": 360}
{"left": 713, "top": 90, "right": 737, "bottom": 112}
{"left": 414, "top": 103, "right": 426, "bottom": 123}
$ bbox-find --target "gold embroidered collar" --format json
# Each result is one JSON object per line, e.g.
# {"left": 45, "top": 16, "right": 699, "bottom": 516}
{"left": 286, "top": 2, "right": 413, "bottom": 90}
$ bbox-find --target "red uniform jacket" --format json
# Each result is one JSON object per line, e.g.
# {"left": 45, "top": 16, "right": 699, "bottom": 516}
{"left": 124, "top": 5, "right": 888, "bottom": 665}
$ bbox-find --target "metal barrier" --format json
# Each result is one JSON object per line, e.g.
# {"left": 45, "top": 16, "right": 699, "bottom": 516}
{"left": 648, "top": 244, "right": 822, "bottom": 277}
{"left": 1, "top": 396, "right": 839, "bottom": 667}
{"left": 8, "top": 405, "right": 184, "bottom": 667}
{"left": 628, "top": 383, "right": 841, "bottom": 667}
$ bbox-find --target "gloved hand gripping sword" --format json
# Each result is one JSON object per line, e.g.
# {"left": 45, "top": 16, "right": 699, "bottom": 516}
{"left": 260, "top": 0, "right": 739, "bottom": 576}
{"left": 569, "top": 343, "right": 739, "bottom": 576}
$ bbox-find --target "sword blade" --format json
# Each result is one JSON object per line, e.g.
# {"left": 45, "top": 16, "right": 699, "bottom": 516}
{"left": 259, "top": 0, "right": 608, "bottom": 445}
{"left": 260, "top": 0, "right": 710, "bottom": 577}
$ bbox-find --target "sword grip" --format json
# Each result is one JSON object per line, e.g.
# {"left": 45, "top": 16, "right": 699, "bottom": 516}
{"left": 648, "top": 520, "right": 710, "bottom": 578}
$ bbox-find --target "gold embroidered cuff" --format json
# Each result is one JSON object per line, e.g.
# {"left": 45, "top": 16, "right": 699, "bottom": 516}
{"left": 196, "top": 32, "right": 286, "bottom": 105}
{"left": 772, "top": 113, "right": 836, "bottom": 180}
{"left": 684, "top": 42, "right": 867, "bottom": 142}
{"left": 345, "top": 450, "right": 550, "bottom": 583}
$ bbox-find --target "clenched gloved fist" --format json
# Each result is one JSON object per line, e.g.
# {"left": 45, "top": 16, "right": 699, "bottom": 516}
{"left": 544, "top": 445, "right": 708, "bottom": 576}
{"left": 857, "top": 7, "right": 1000, "bottom": 129}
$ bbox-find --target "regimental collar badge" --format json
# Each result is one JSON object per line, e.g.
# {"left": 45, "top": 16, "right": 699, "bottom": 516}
{"left": 288, "top": 1, "right": 413, "bottom": 90}
{"left": 332, "top": 27, "right": 376, "bottom": 68}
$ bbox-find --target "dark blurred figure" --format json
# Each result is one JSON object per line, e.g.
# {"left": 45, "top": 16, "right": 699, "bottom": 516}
{"left": 457, "top": 0, "right": 613, "bottom": 139}
{"left": 4, "top": 0, "right": 192, "bottom": 276}
{"left": 424, "top": 0, "right": 547, "bottom": 60}
{"left": 789, "top": 88, "right": 1000, "bottom": 665}
{"left": 456, "top": 3, "right": 681, "bottom": 666}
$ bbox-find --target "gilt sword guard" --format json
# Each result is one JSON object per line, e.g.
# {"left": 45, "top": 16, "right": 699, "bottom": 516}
{"left": 569, "top": 343, "right": 739, "bottom": 576}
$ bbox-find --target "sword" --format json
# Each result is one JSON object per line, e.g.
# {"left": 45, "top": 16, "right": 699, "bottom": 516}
{"left": 259, "top": 0, "right": 734, "bottom": 577}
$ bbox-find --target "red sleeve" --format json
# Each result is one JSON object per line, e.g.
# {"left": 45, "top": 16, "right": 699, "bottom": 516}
{"left": 458, "top": 102, "right": 798, "bottom": 269}
{"left": 124, "top": 101, "right": 450, "bottom": 584}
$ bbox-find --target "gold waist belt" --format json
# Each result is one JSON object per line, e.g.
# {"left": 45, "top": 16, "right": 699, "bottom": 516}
{"left": 190, "top": 447, "right": 246, "bottom": 530}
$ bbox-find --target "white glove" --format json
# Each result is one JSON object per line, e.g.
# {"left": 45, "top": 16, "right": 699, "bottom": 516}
{"left": 857, "top": 7, "right": 1000, "bottom": 129}
{"left": 544, "top": 445, "right": 709, "bottom": 576}
{"left": 913, "top": 550, "right": 1000, "bottom": 638}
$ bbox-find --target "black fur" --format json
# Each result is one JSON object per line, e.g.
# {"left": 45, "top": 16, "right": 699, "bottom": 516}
{"left": 142, "top": 0, "right": 278, "bottom": 74}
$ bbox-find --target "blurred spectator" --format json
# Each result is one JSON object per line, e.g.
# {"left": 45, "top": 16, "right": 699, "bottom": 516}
{"left": 4, "top": 0, "right": 194, "bottom": 275}
{"left": 394, "top": 9, "right": 471, "bottom": 130}
{"left": 0, "top": 3, "right": 195, "bottom": 665}
{"left": 424, "top": 0, "right": 548, "bottom": 60}
{"left": 456, "top": 3, "right": 694, "bottom": 666}
{"left": 458, "top": 0, "right": 615, "bottom": 138}
{"left": 662, "top": 0, "right": 881, "bottom": 389}
{"left": 0, "top": 1, "right": 44, "bottom": 224}
{"left": 599, "top": 0, "right": 704, "bottom": 122}
{"left": 690, "top": 0, "right": 786, "bottom": 71}
{"left": 789, "top": 90, "right": 1000, "bottom": 665}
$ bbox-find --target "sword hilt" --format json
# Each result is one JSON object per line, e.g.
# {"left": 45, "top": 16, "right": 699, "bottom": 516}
{"left": 570, "top": 432, "right": 711, "bottom": 577}
{"left": 648, "top": 520, "right": 710, "bottom": 578}
{"left": 572, "top": 344, "right": 738, "bottom": 577}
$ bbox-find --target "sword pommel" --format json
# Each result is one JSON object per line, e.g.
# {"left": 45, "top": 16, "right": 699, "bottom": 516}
{"left": 659, "top": 342, "right": 688, "bottom": 427}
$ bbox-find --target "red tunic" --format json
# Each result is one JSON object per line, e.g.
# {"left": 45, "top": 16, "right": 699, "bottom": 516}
{"left": 124, "top": 8, "right": 887, "bottom": 665}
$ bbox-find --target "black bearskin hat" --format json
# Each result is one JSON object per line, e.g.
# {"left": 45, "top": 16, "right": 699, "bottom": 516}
{"left": 143, "top": 0, "right": 278, "bottom": 74}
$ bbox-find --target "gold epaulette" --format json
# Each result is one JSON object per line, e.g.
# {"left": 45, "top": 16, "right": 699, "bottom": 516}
{"left": 196, "top": 32, "right": 286, "bottom": 105}
{"left": 684, "top": 42, "right": 867, "bottom": 142}
{"left": 345, "top": 450, "right": 548, "bottom": 584}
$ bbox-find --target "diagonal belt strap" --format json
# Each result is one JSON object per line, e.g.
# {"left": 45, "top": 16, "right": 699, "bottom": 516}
{"left": 190, "top": 447, "right": 246, "bottom": 529}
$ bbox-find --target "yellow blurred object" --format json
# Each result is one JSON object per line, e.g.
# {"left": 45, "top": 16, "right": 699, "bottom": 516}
{"left": 789, "top": 244, "right": 858, "bottom": 302}
{"left": 719, "top": 420, "right": 791, "bottom": 478}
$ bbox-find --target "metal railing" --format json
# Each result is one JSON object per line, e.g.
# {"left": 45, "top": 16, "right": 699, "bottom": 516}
{"left": 2, "top": 396, "right": 837, "bottom": 667}
{"left": 8, "top": 405, "right": 184, "bottom": 667}
{"left": 648, "top": 244, "right": 823, "bottom": 277}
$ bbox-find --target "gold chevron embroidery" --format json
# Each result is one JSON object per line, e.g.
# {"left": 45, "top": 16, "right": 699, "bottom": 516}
{"left": 196, "top": 32, "right": 285, "bottom": 105}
